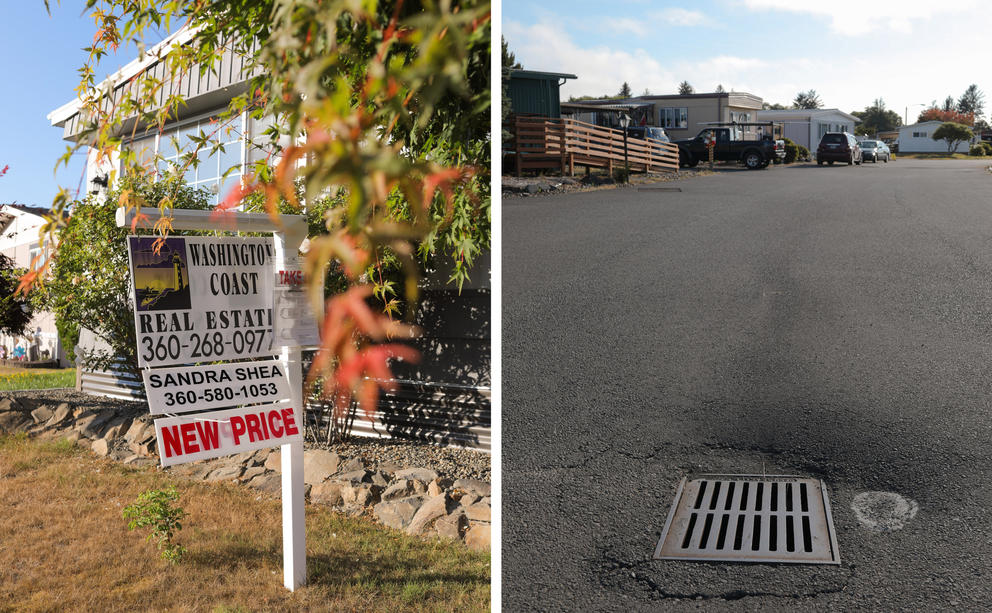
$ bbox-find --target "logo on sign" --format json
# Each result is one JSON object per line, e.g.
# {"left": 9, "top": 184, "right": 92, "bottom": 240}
{"left": 131, "top": 237, "right": 192, "bottom": 311}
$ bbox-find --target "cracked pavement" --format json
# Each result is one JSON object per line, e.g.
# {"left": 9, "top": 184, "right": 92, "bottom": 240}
{"left": 503, "top": 160, "right": 992, "bottom": 611}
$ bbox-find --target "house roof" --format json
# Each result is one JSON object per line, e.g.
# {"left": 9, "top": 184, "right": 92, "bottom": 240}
{"left": 898, "top": 121, "right": 945, "bottom": 130}
{"left": 0, "top": 204, "right": 49, "bottom": 236}
{"left": 507, "top": 69, "right": 577, "bottom": 81}
{"left": 757, "top": 108, "right": 859, "bottom": 122}
{"left": 47, "top": 26, "right": 196, "bottom": 127}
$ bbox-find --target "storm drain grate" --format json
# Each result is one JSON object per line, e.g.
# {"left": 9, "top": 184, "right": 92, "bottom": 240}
{"left": 637, "top": 187, "right": 682, "bottom": 192}
{"left": 653, "top": 475, "right": 840, "bottom": 564}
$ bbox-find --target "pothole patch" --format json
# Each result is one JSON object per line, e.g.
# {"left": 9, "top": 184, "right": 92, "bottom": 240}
{"left": 850, "top": 492, "right": 918, "bottom": 532}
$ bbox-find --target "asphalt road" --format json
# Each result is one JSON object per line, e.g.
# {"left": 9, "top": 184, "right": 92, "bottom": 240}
{"left": 502, "top": 159, "right": 992, "bottom": 611}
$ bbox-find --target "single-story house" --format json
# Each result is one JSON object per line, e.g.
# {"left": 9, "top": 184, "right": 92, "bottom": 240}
{"left": 568, "top": 91, "right": 765, "bottom": 139}
{"left": 47, "top": 27, "right": 491, "bottom": 449}
{"left": 756, "top": 109, "right": 859, "bottom": 151}
{"left": 0, "top": 204, "right": 68, "bottom": 365}
{"left": 896, "top": 121, "right": 974, "bottom": 153}
{"left": 506, "top": 69, "right": 577, "bottom": 119}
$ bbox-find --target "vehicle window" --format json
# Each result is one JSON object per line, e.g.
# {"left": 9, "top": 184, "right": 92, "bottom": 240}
{"left": 861, "top": 141, "right": 876, "bottom": 147}
{"left": 821, "top": 134, "right": 844, "bottom": 144}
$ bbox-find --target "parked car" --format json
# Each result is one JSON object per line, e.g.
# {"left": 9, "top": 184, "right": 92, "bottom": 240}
{"left": 816, "top": 132, "right": 862, "bottom": 166}
{"left": 626, "top": 126, "right": 670, "bottom": 143}
{"left": 859, "top": 139, "right": 890, "bottom": 163}
{"left": 674, "top": 126, "right": 781, "bottom": 169}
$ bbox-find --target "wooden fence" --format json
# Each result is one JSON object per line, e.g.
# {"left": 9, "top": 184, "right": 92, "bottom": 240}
{"left": 512, "top": 116, "right": 680, "bottom": 176}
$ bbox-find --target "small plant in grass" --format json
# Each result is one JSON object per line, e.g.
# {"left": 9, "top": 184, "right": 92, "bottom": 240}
{"left": 123, "top": 486, "right": 188, "bottom": 564}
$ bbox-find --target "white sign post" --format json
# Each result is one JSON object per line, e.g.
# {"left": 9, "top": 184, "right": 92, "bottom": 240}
{"left": 118, "top": 207, "right": 312, "bottom": 591}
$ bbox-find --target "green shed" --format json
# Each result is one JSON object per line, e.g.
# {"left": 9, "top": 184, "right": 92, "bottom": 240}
{"left": 506, "top": 69, "right": 577, "bottom": 119}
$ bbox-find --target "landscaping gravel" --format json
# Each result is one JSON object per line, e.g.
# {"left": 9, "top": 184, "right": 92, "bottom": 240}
{"left": 1, "top": 389, "right": 489, "bottom": 482}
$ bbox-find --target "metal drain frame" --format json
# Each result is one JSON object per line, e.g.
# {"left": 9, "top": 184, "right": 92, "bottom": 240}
{"left": 653, "top": 474, "right": 841, "bottom": 565}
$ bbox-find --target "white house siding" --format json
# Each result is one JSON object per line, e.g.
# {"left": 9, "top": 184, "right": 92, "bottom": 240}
{"left": 0, "top": 206, "right": 66, "bottom": 365}
{"left": 897, "top": 121, "right": 972, "bottom": 153}
{"left": 757, "top": 109, "right": 858, "bottom": 151}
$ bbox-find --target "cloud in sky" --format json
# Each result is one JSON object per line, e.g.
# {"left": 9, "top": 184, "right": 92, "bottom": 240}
{"left": 738, "top": 0, "right": 985, "bottom": 35}
{"left": 657, "top": 8, "right": 707, "bottom": 27}
{"left": 504, "top": 12, "right": 992, "bottom": 118}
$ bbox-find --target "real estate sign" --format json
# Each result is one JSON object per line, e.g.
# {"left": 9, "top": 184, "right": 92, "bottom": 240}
{"left": 127, "top": 235, "right": 279, "bottom": 367}
{"left": 154, "top": 401, "right": 303, "bottom": 467}
{"left": 142, "top": 359, "right": 292, "bottom": 415}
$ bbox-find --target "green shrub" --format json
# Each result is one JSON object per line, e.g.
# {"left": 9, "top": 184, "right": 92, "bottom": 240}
{"left": 969, "top": 144, "right": 986, "bottom": 156}
{"left": 797, "top": 145, "right": 810, "bottom": 162}
{"left": 612, "top": 167, "right": 630, "bottom": 183}
{"left": 782, "top": 137, "right": 799, "bottom": 164}
{"left": 982, "top": 142, "right": 992, "bottom": 156}
{"left": 123, "top": 486, "right": 188, "bottom": 564}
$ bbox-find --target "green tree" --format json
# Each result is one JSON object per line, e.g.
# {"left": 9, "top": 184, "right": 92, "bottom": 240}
{"left": 39, "top": 1, "right": 491, "bottom": 416}
{"left": 957, "top": 84, "right": 985, "bottom": 118}
{"left": 678, "top": 81, "right": 694, "bottom": 95}
{"left": 502, "top": 37, "right": 522, "bottom": 141}
{"left": 34, "top": 177, "right": 211, "bottom": 378}
{"left": 618, "top": 82, "right": 632, "bottom": 98}
{"left": 931, "top": 122, "right": 974, "bottom": 154}
{"left": 0, "top": 253, "right": 32, "bottom": 338}
{"left": 942, "top": 96, "right": 956, "bottom": 112}
{"left": 715, "top": 84, "right": 726, "bottom": 93}
{"left": 852, "top": 98, "right": 901, "bottom": 135}
{"left": 793, "top": 89, "right": 822, "bottom": 109}
{"left": 762, "top": 102, "right": 786, "bottom": 110}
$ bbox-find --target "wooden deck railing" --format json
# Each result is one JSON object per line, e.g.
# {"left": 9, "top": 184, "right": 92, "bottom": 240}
{"left": 512, "top": 116, "right": 680, "bottom": 176}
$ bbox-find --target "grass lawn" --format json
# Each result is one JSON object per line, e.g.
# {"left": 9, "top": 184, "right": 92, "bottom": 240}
{"left": 0, "top": 367, "right": 76, "bottom": 391}
{"left": 893, "top": 152, "right": 978, "bottom": 160}
{"left": 0, "top": 433, "right": 490, "bottom": 612}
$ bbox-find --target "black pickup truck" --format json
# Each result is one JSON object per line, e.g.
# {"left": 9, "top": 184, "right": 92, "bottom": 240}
{"left": 674, "top": 126, "right": 784, "bottom": 170}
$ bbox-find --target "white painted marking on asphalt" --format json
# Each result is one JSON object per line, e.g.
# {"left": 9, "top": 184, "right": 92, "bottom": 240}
{"left": 851, "top": 492, "right": 919, "bottom": 533}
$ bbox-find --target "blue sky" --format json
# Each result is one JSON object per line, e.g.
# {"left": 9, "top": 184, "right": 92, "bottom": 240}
{"left": 504, "top": 0, "right": 992, "bottom": 122}
{"left": 0, "top": 3, "right": 166, "bottom": 209}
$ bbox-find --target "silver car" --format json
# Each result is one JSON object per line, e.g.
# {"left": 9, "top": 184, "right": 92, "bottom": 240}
{"left": 859, "top": 139, "right": 890, "bottom": 163}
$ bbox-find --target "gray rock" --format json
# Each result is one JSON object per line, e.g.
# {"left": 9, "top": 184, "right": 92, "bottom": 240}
{"left": 394, "top": 467, "right": 439, "bottom": 483}
{"left": 0, "top": 398, "right": 22, "bottom": 413}
{"left": 0, "top": 410, "right": 28, "bottom": 432}
{"left": 249, "top": 472, "right": 282, "bottom": 495}
{"left": 341, "top": 484, "right": 382, "bottom": 507}
{"left": 334, "top": 469, "right": 369, "bottom": 484}
{"left": 77, "top": 410, "right": 115, "bottom": 439}
{"left": 303, "top": 449, "right": 341, "bottom": 484}
{"left": 102, "top": 418, "right": 132, "bottom": 442}
{"left": 263, "top": 449, "right": 281, "bottom": 472}
{"left": 30, "top": 406, "right": 54, "bottom": 424}
{"left": 241, "top": 466, "right": 266, "bottom": 482}
{"left": 406, "top": 494, "right": 449, "bottom": 535}
{"left": 381, "top": 479, "right": 427, "bottom": 501}
{"left": 311, "top": 481, "right": 345, "bottom": 506}
{"left": 370, "top": 471, "right": 389, "bottom": 487}
{"left": 377, "top": 461, "right": 405, "bottom": 477}
{"left": 427, "top": 479, "right": 443, "bottom": 497}
{"left": 123, "top": 419, "right": 149, "bottom": 443}
{"left": 452, "top": 478, "right": 490, "bottom": 497}
{"left": 91, "top": 438, "right": 110, "bottom": 457}
{"left": 206, "top": 463, "right": 244, "bottom": 482}
{"left": 463, "top": 501, "right": 491, "bottom": 523}
{"left": 374, "top": 496, "right": 427, "bottom": 530}
{"left": 48, "top": 402, "right": 72, "bottom": 426}
{"left": 464, "top": 523, "right": 490, "bottom": 551}
{"left": 435, "top": 511, "right": 467, "bottom": 540}
{"left": 337, "top": 457, "right": 366, "bottom": 474}
{"left": 459, "top": 493, "right": 480, "bottom": 507}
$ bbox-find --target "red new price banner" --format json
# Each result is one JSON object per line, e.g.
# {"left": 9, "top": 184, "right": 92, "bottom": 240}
{"left": 154, "top": 401, "right": 303, "bottom": 467}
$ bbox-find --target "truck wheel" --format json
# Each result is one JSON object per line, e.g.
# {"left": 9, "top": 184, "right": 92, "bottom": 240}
{"left": 828, "top": 161, "right": 834, "bottom": 166}
{"left": 743, "top": 151, "right": 764, "bottom": 169}
{"left": 817, "top": 160, "right": 823, "bottom": 166}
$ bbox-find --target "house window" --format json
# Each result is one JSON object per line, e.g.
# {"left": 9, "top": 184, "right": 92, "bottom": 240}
{"left": 913, "top": 131, "right": 927, "bottom": 138}
{"left": 124, "top": 112, "right": 254, "bottom": 205}
{"left": 659, "top": 107, "right": 688, "bottom": 129}
{"left": 28, "top": 243, "right": 47, "bottom": 268}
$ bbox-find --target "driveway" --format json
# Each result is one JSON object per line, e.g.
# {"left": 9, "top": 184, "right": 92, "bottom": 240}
{"left": 502, "top": 159, "right": 992, "bottom": 611}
